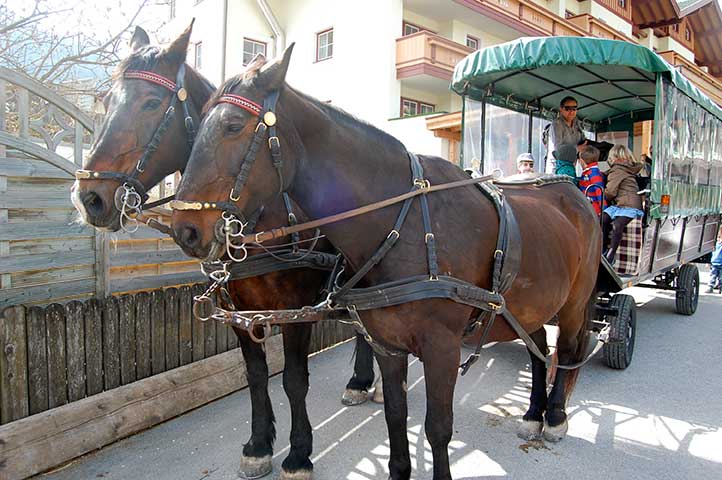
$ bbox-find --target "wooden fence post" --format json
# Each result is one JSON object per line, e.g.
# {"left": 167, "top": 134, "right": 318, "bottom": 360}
{"left": 0, "top": 306, "right": 28, "bottom": 424}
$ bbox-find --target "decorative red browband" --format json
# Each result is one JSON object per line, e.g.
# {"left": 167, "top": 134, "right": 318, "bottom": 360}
{"left": 217, "top": 94, "right": 263, "bottom": 116}
{"left": 124, "top": 70, "right": 177, "bottom": 92}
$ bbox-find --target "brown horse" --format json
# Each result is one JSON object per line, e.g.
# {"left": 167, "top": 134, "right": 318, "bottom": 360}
{"left": 71, "top": 26, "right": 375, "bottom": 480}
{"left": 171, "top": 46, "right": 601, "bottom": 480}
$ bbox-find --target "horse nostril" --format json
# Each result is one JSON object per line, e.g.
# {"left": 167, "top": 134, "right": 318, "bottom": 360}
{"left": 179, "top": 224, "right": 200, "bottom": 249}
{"left": 81, "top": 191, "right": 105, "bottom": 218}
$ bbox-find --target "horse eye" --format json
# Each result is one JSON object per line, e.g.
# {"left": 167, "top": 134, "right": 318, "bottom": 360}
{"left": 142, "top": 98, "right": 162, "bottom": 111}
{"left": 224, "top": 123, "right": 244, "bottom": 136}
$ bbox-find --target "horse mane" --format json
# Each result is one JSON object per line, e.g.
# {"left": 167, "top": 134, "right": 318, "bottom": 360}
{"left": 204, "top": 72, "right": 407, "bottom": 155}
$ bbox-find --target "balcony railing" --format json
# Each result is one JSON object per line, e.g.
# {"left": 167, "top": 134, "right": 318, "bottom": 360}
{"left": 567, "top": 14, "right": 637, "bottom": 43}
{"left": 396, "top": 31, "right": 474, "bottom": 81}
{"left": 658, "top": 50, "right": 722, "bottom": 107}
{"left": 593, "top": 0, "right": 632, "bottom": 22}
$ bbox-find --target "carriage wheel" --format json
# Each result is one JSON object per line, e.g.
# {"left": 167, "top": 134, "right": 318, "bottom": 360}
{"left": 675, "top": 264, "right": 699, "bottom": 316}
{"left": 603, "top": 294, "right": 636, "bottom": 370}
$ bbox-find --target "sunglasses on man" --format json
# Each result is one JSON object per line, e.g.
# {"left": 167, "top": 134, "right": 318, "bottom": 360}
{"left": 562, "top": 105, "right": 578, "bottom": 111}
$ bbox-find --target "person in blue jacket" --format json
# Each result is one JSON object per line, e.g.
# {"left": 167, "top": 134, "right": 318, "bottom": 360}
{"left": 706, "top": 229, "right": 722, "bottom": 293}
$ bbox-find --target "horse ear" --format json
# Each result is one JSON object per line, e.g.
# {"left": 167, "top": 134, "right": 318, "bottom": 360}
{"left": 164, "top": 19, "right": 195, "bottom": 63}
{"left": 259, "top": 43, "right": 294, "bottom": 91}
{"left": 129, "top": 27, "right": 150, "bottom": 52}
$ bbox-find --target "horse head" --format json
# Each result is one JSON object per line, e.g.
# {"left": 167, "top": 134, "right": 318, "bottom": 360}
{"left": 72, "top": 21, "right": 212, "bottom": 231}
{"left": 171, "top": 45, "right": 300, "bottom": 260}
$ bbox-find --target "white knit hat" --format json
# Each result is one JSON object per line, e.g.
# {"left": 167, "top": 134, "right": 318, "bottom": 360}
{"left": 516, "top": 152, "right": 535, "bottom": 164}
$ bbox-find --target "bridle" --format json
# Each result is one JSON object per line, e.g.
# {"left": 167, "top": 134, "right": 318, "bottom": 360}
{"left": 75, "top": 64, "right": 197, "bottom": 230}
{"left": 169, "top": 89, "right": 286, "bottom": 260}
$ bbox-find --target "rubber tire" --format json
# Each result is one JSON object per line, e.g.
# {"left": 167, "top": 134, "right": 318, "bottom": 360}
{"left": 603, "top": 294, "right": 636, "bottom": 370}
{"left": 675, "top": 264, "right": 699, "bottom": 316}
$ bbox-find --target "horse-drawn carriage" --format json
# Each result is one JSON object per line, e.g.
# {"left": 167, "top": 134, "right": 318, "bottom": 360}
{"left": 74, "top": 26, "right": 721, "bottom": 480}
{"left": 451, "top": 36, "right": 722, "bottom": 369}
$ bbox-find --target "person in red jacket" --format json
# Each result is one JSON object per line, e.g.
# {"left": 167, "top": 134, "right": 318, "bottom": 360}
{"left": 578, "top": 145, "right": 606, "bottom": 215}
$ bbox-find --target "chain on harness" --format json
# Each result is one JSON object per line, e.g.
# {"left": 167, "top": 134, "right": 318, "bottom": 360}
{"left": 75, "top": 65, "right": 196, "bottom": 232}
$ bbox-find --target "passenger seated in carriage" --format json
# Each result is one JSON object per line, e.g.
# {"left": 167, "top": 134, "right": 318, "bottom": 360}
{"left": 516, "top": 152, "right": 535, "bottom": 174}
{"left": 602, "top": 145, "right": 644, "bottom": 264}
{"left": 577, "top": 145, "right": 606, "bottom": 215}
{"left": 552, "top": 144, "right": 579, "bottom": 184}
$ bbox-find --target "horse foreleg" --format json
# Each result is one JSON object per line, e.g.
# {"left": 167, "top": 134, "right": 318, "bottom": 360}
{"left": 543, "top": 302, "right": 590, "bottom": 442}
{"left": 279, "top": 323, "right": 314, "bottom": 480}
{"left": 421, "top": 335, "right": 459, "bottom": 480}
{"left": 376, "top": 354, "right": 411, "bottom": 480}
{"left": 518, "top": 327, "right": 548, "bottom": 441}
{"left": 235, "top": 327, "right": 275, "bottom": 479}
{"left": 342, "top": 333, "right": 375, "bottom": 405}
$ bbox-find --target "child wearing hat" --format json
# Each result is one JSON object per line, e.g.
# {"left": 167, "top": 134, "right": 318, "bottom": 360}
{"left": 553, "top": 144, "right": 578, "bottom": 184}
{"left": 516, "top": 153, "right": 535, "bottom": 174}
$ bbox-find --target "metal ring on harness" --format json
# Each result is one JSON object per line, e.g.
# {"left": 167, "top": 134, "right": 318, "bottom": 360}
{"left": 192, "top": 295, "right": 215, "bottom": 321}
{"left": 248, "top": 317, "right": 273, "bottom": 344}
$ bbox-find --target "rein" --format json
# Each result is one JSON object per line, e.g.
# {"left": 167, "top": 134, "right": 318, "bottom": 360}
{"left": 75, "top": 65, "right": 197, "bottom": 231}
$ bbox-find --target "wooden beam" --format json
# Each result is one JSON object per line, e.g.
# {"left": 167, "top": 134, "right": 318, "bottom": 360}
{"left": 638, "top": 17, "right": 681, "bottom": 29}
{"left": 0, "top": 337, "right": 286, "bottom": 480}
{"left": 694, "top": 26, "right": 722, "bottom": 38}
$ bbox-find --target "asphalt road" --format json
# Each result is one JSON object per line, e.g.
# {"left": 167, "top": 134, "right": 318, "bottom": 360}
{"left": 39, "top": 268, "right": 722, "bottom": 480}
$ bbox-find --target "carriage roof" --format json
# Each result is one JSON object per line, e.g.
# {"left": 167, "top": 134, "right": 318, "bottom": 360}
{"left": 451, "top": 36, "right": 722, "bottom": 124}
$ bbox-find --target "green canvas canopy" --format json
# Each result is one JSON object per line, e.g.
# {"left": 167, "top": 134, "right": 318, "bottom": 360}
{"left": 451, "top": 36, "right": 722, "bottom": 123}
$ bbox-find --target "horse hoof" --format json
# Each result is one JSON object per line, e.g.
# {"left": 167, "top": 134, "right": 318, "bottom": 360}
{"left": 341, "top": 388, "right": 368, "bottom": 406}
{"left": 279, "top": 468, "right": 313, "bottom": 480}
{"left": 517, "top": 420, "right": 543, "bottom": 441}
{"left": 238, "top": 454, "right": 272, "bottom": 479}
{"left": 543, "top": 419, "right": 568, "bottom": 443}
{"left": 371, "top": 378, "right": 384, "bottom": 404}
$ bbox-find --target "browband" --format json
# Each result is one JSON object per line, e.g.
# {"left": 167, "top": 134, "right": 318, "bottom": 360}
{"left": 216, "top": 94, "right": 263, "bottom": 116}
{"left": 124, "top": 70, "right": 178, "bottom": 92}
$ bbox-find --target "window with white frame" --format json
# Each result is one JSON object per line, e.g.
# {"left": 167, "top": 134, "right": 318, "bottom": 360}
{"left": 316, "top": 28, "right": 333, "bottom": 61}
{"left": 401, "top": 98, "right": 434, "bottom": 117}
{"left": 617, "top": 0, "right": 625, "bottom": 8}
{"left": 403, "top": 22, "right": 421, "bottom": 36}
{"left": 685, "top": 27, "right": 691, "bottom": 42}
{"left": 243, "top": 38, "right": 267, "bottom": 65}
{"left": 466, "top": 35, "right": 479, "bottom": 50}
{"left": 169, "top": 0, "right": 175, "bottom": 19}
{"left": 194, "top": 42, "right": 202, "bottom": 69}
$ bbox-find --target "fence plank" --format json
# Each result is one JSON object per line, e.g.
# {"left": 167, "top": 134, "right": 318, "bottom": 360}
{"left": 204, "top": 314, "right": 216, "bottom": 359}
{"left": 26, "top": 307, "right": 48, "bottom": 415}
{"left": 0, "top": 278, "right": 94, "bottom": 308}
{"left": 178, "top": 286, "right": 193, "bottom": 366}
{"left": 164, "top": 289, "right": 179, "bottom": 371}
{"left": 0, "top": 250, "right": 93, "bottom": 274}
{"left": 135, "top": 292, "right": 151, "bottom": 380}
{"left": 109, "top": 248, "right": 192, "bottom": 267}
{"left": 102, "top": 297, "right": 120, "bottom": 391}
{"left": 118, "top": 295, "right": 137, "bottom": 385}
{"left": 84, "top": 299, "right": 103, "bottom": 396}
{"left": 191, "top": 284, "right": 205, "bottom": 362}
{"left": 110, "top": 271, "right": 205, "bottom": 294}
{"left": 0, "top": 306, "right": 29, "bottom": 424}
{"left": 150, "top": 290, "right": 165, "bottom": 375}
{"left": 65, "top": 301, "right": 86, "bottom": 402}
{"left": 45, "top": 304, "right": 68, "bottom": 409}
{"left": 0, "top": 221, "right": 93, "bottom": 241}
{"left": 216, "top": 321, "right": 228, "bottom": 354}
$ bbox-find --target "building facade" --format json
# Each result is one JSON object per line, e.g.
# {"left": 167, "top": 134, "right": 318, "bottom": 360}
{"left": 161, "top": 0, "right": 722, "bottom": 163}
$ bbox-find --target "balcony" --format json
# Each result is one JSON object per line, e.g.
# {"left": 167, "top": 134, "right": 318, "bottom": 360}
{"left": 396, "top": 31, "right": 473, "bottom": 85}
{"left": 567, "top": 14, "right": 637, "bottom": 43}
{"left": 593, "top": 0, "right": 632, "bottom": 22}
{"left": 658, "top": 50, "right": 722, "bottom": 107}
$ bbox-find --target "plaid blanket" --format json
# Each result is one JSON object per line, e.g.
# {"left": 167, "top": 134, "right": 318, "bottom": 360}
{"left": 614, "top": 217, "right": 643, "bottom": 276}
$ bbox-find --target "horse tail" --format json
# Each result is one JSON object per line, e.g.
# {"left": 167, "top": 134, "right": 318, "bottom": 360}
{"left": 563, "top": 290, "right": 595, "bottom": 401}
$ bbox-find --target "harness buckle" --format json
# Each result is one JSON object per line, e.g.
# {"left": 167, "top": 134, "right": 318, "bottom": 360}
{"left": 229, "top": 188, "right": 241, "bottom": 202}
{"left": 255, "top": 122, "right": 267, "bottom": 133}
{"left": 425, "top": 233, "right": 435, "bottom": 244}
{"left": 494, "top": 249, "right": 504, "bottom": 258}
{"left": 387, "top": 229, "right": 400, "bottom": 240}
{"left": 489, "top": 301, "right": 504, "bottom": 312}
{"left": 429, "top": 274, "right": 439, "bottom": 281}
{"left": 413, "top": 178, "right": 431, "bottom": 190}
{"left": 268, "top": 136, "right": 280, "bottom": 151}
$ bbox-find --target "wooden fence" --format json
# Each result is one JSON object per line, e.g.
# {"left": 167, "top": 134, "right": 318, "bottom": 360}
{"left": 0, "top": 285, "right": 356, "bottom": 425}
{"left": 0, "top": 66, "right": 203, "bottom": 308}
